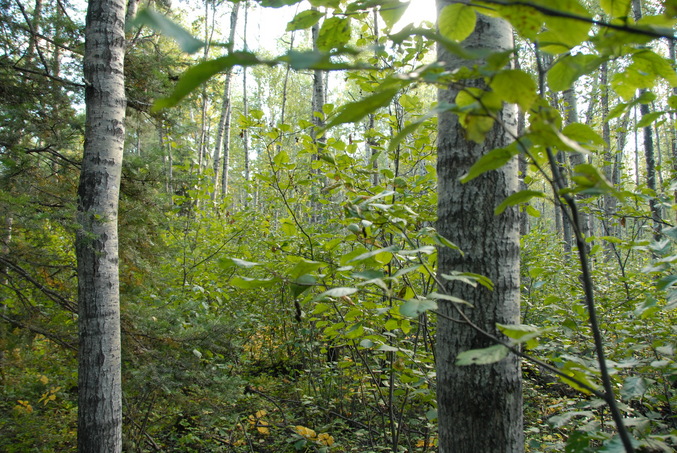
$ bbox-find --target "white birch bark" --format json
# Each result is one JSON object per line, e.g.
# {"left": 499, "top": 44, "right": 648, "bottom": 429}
{"left": 76, "top": 0, "right": 126, "bottom": 449}
{"left": 212, "top": 1, "right": 239, "bottom": 200}
{"left": 435, "top": 7, "right": 523, "bottom": 453}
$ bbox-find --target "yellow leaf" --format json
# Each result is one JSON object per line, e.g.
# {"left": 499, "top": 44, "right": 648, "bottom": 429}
{"left": 318, "top": 432, "right": 334, "bottom": 446}
{"left": 39, "top": 375, "right": 49, "bottom": 385}
{"left": 295, "top": 425, "right": 317, "bottom": 439}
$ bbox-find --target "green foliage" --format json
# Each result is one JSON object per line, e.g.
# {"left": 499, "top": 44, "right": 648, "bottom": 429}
{"left": 4, "top": 0, "right": 677, "bottom": 451}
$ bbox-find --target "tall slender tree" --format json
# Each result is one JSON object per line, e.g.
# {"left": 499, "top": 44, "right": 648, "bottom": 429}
{"left": 75, "top": 0, "right": 127, "bottom": 449}
{"left": 435, "top": 5, "right": 523, "bottom": 453}
{"left": 632, "top": 0, "right": 662, "bottom": 239}
{"left": 213, "top": 1, "right": 240, "bottom": 200}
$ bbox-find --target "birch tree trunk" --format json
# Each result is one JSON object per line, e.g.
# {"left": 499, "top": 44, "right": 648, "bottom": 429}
{"left": 212, "top": 1, "right": 239, "bottom": 200}
{"left": 242, "top": 1, "right": 250, "bottom": 186}
{"left": 564, "top": 87, "right": 593, "bottom": 245}
{"left": 76, "top": 0, "right": 126, "bottom": 449}
{"left": 435, "top": 7, "right": 523, "bottom": 453}
{"left": 633, "top": 0, "right": 662, "bottom": 239}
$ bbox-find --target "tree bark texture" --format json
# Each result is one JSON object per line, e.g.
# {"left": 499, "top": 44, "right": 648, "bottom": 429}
{"left": 435, "top": 8, "right": 523, "bottom": 453}
{"left": 76, "top": 0, "right": 126, "bottom": 449}
{"left": 212, "top": 1, "right": 239, "bottom": 200}
{"left": 633, "top": 0, "right": 662, "bottom": 239}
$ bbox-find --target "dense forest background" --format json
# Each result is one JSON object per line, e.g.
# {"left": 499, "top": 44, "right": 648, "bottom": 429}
{"left": 1, "top": 0, "right": 676, "bottom": 451}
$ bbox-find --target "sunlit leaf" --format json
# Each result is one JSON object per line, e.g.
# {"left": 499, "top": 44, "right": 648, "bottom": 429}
{"left": 601, "top": 0, "right": 631, "bottom": 18}
{"left": 315, "top": 287, "right": 358, "bottom": 299}
{"left": 497, "top": 4, "right": 542, "bottom": 40}
{"left": 132, "top": 9, "right": 205, "bottom": 54}
{"left": 490, "top": 69, "right": 537, "bottom": 110}
{"left": 154, "top": 52, "right": 264, "bottom": 110}
{"left": 438, "top": 3, "right": 476, "bottom": 42}
{"left": 317, "top": 16, "right": 351, "bottom": 51}
{"left": 286, "top": 9, "right": 324, "bottom": 31}
{"left": 547, "top": 53, "right": 603, "bottom": 92}
{"left": 379, "top": 0, "right": 409, "bottom": 28}
{"left": 325, "top": 88, "right": 401, "bottom": 129}
{"left": 219, "top": 257, "right": 261, "bottom": 269}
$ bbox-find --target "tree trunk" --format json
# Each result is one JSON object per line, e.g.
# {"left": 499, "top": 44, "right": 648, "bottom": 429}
{"left": 197, "top": 0, "right": 214, "bottom": 174}
{"left": 564, "top": 87, "right": 593, "bottom": 246}
{"left": 76, "top": 0, "right": 126, "bottom": 449}
{"left": 242, "top": 1, "right": 250, "bottom": 186}
{"left": 310, "top": 14, "right": 325, "bottom": 139}
{"left": 212, "top": 1, "right": 239, "bottom": 200}
{"left": 367, "top": 9, "right": 379, "bottom": 186}
{"left": 670, "top": 39, "right": 677, "bottom": 216}
{"left": 600, "top": 60, "right": 618, "bottom": 242}
{"left": 435, "top": 7, "right": 523, "bottom": 453}
{"left": 633, "top": 0, "right": 662, "bottom": 239}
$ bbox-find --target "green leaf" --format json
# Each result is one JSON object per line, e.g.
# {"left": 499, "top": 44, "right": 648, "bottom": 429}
{"left": 438, "top": 4, "right": 477, "bottom": 42}
{"left": 564, "top": 431, "right": 593, "bottom": 453}
{"left": 495, "top": 190, "right": 546, "bottom": 215}
{"left": 440, "top": 271, "right": 493, "bottom": 290}
{"left": 345, "top": 323, "right": 364, "bottom": 339}
{"left": 460, "top": 147, "right": 519, "bottom": 183}
{"left": 379, "top": 1, "right": 409, "bottom": 29}
{"left": 547, "top": 53, "right": 603, "bottom": 92}
{"left": 315, "top": 287, "right": 358, "bottom": 300}
{"left": 621, "top": 376, "right": 650, "bottom": 400}
{"left": 312, "top": 303, "right": 331, "bottom": 315}
{"left": 656, "top": 274, "right": 677, "bottom": 291}
{"left": 600, "top": 0, "right": 631, "bottom": 18}
{"left": 548, "top": 410, "right": 595, "bottom": 428}
{"left": 219, "top": 257, "right": 261, "bottom": 269}
{"left": 456, "top": 344, "right": 509, "bottom": 366}
{"left": 317, "top": 16, "right": 351, "bottom": 51}
{"left": 562, "top": 122, "right": 606, "bottom": 149}
{"left": 432, "top": 233, "right": 462, "bottom": 253}
{"left": 490, "top": 69, "right": 537, "bottom": 110}
{"left": 525, "top": 205, "right": 541, "bottom": 217}
{"left": 388, "top": 119, "right": 425, "bottom": 153}
{"left": 538, "top": 0, "right": 591, "bottom": 52}
{"left": 426, "top": 292, "right": 473, "bottom": 306}
{"left": 599, "top": 435, "right": 638, "bottom": 452}
{"left": 286, "top": 9, "right": 324, "bottom": 31}
{"left": 348, "top": 245, "right": 399, "bottom": 263}
{"left": 497, "top": 323, "right": 547, "bottom": 349}
{"left": 230, "top": 276, "right": 279, "bottom": 289}
{"left": 132, "top": 9, "right": 205, "bottom": 54}
{"left": 377, "top": 344, "right": 399, "bottom": 352}
{"left": 289, "top": 258, "right": 323, "bottom": 279}
{"left": 636, "top": 111, "right": 664, "bottom": 129}
{"left": 559, "top": 361, "right": 597, "bottom": 394}
{"left": 384, "top": 318, "right": 399, "bottom": 331}
{"left": 154, "top": 52, "right": 264, "bottom": 110}
{"left": 634, "top": 50, "right": 677, "bottom": 86}
{"left": 399, "top": 299, "right": 438, "bottom": 317}
{"left": 325, "top": 88, "right": 401, "bottom": 129}
{"left": 570, "top": 163, "right": 615, "bottom": 194}
{"left": 309, "top": 0, "right": 341, "bottom": 7}
{"left": 497, "top": 4, "right": 542, "bottom": 40}
{"left": 291, "top": 274, "right": 316, "bottom": 298}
